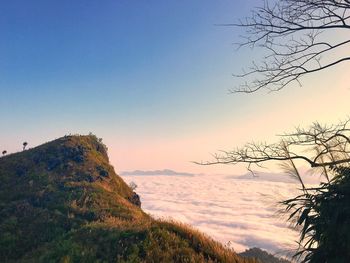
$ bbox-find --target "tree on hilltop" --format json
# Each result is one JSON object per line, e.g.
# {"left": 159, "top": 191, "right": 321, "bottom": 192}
{"left": 23, "top": 142, "right": 28, "bottom": 151}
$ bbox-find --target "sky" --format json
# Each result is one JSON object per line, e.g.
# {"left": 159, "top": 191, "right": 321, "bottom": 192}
{"left": 1, "top": 0, "right": 349, "bottom": 175}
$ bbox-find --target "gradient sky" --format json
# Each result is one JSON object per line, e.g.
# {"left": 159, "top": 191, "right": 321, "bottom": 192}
{"left": 1, "top": 1, "right": 349, "bottom": 174}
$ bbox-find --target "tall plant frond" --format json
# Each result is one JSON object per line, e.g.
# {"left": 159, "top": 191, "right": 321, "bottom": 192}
{"left": 279, "top": 141, "right": 306, "bottom": 191}
{"left": 314, "top": 147, "right": 330, "bottom": 183}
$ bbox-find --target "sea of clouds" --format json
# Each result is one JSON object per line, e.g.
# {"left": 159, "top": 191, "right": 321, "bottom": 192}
{"left": 121, "top": 172, "right": 320, "bottom": 257}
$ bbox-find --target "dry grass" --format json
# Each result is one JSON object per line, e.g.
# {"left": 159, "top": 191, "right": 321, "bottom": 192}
{"left": 0, "top": 135, "right": 258, "bottom": 263}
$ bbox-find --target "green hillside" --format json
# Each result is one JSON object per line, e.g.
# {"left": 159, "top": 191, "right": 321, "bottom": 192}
{"left": 0, "top": 135, "right": 257, "bottom": 263}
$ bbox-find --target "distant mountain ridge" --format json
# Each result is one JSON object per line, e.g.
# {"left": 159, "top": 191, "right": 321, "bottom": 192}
{"left": 121, "top": 169, "right": 196, "bottom": 176}
{"left": 239, "top": 248, "right": 291, "bottom": 263}
{"left": 232, "top": 171, "right": 323, "bottom": 184}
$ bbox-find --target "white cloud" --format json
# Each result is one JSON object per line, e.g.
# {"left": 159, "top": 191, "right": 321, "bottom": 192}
{"left": 121, "top": 173, "right": 310, "bottom": 256}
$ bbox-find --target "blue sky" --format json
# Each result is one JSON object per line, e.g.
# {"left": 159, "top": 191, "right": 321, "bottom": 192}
{"left": 1, "top": 1, "right": 249, "bottom": 132}
{"left": 1, "top": 1, "right": 348, "bottom": 173}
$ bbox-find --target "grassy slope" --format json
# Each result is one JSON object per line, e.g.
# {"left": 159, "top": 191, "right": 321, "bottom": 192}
{"left": 0, "top": 135, "right": 257, "bottom": 263}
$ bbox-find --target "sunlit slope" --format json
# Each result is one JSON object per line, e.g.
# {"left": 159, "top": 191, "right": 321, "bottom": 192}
{"left": 0, "top": 135, "right": 256, "bottom": 263}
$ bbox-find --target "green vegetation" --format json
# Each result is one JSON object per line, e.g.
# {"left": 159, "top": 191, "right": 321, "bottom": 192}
{"left": 0, "top": 135, "right": 256, "bottom": 263}
{"left": 283, "top": 166, "right": 350, "bottom": 262}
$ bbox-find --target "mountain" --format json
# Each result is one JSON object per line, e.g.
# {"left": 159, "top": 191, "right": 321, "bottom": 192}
{"left": 0, "top": 135, "right": 257, "bottom": 263}
{"left": 121, "top": 169, "right": 195, "bottom": 176}
{"left": 239, "top": 248, "right": 291, "bottom": 263}
{"left": 233, "top": 171, "right": 322, "bottom": 184}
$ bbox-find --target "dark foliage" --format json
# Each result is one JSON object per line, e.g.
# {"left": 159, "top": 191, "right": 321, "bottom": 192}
{"left": 283, "top": 166, "right": 350, "bottom": 262}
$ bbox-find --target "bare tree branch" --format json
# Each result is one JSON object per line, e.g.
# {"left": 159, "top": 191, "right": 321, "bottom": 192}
{"left": 197, "top": 119, "right": 350, "bottom": 179}
{"left": 226, "top": 0, "right": 350, "bottom": 92}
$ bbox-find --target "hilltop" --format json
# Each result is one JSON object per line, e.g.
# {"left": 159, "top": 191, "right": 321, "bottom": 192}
{"left": 0, "top": 135, "right": 257, "bottom": 263}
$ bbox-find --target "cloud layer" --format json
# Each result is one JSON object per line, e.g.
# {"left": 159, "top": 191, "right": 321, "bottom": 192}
{"left": 121, "top": 173, "right": 308, "bottom": 256}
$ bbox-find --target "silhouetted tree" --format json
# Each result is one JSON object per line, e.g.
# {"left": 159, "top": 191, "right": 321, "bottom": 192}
{"left": 2, "top": 150, "right": 6, "bottom": 156}
{"left": 212, "top": 1, "right": 350, "bottom": 260}
{"left": 23, "top": 142, "right": 28, "bottom": 151}
{"left": 203, "top": 120, "right": 350, "bottom": 175}
{"left": 201, "top": 120, "right": 350, "bottom": 262}
{"left": 228, "top": 0, "right": 350, "bottom": 93}
{"left": 282, "top": 166, "right": 350, "bottom": 262}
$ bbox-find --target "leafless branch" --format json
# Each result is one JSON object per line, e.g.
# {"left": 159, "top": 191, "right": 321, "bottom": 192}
{"left": 197, "top": 119, "right": 350, "bottom": 181}
{"left": 227, "top": 0, "right": 350, "bottom": 92}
